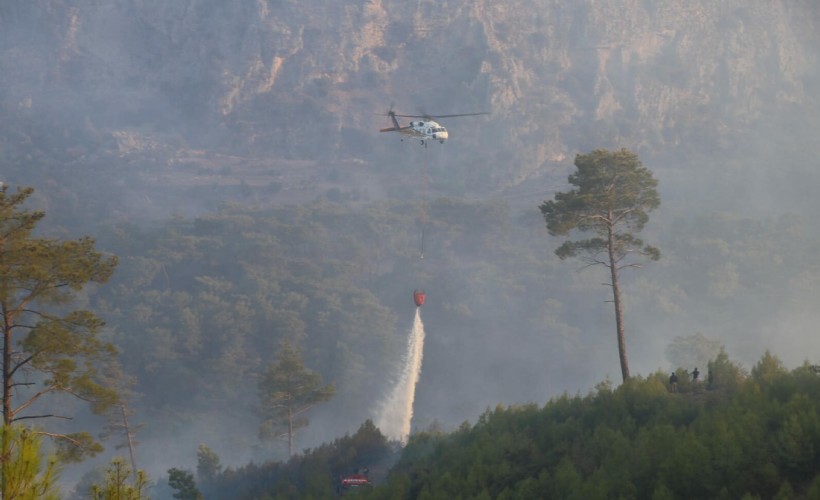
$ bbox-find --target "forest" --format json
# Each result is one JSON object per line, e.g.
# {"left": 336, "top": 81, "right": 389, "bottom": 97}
{"left": 77, "top": 183, "right": 820, "bottom": 457}
{"left": 2, "top": 2, "right": 820, "bottom": 497}
{"left": 165, "top": 351, "right": 820, "bottom": 499}
{"left": 3, "top": 173, "right": 820, "bottom": 498}
{"left": 362, "top": 352, "right": 820, "bottom": 500}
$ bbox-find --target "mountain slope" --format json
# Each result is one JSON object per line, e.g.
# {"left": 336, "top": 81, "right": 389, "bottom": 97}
{"left": 2, "top": 0, "right": 818, "bottom": 197}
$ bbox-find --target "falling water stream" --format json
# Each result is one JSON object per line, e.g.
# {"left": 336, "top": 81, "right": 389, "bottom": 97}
{"left": 376, "top": 308, "right": 426, "bottom": 443}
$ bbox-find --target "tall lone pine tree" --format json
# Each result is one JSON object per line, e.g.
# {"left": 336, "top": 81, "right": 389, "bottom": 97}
{"left": 540, "top": 149, "right": 660, "bottom": 382}
{"left": 257, "top": 341, "right": 335, "bottom": 458}
{"left": 0, "top": 186, "right": 120, "bottom": 470}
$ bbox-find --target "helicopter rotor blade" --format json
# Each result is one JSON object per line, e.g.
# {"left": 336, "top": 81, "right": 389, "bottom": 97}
{"left": 431, "top": 112, "right": 491, "bottom": 118}
{"left": 391, "top": 112, "right": 490, "bottom": 119}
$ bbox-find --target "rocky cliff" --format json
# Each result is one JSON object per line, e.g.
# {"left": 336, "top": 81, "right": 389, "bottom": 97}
{"left": 1, "top": 0, "right": 818, "bottom": 195}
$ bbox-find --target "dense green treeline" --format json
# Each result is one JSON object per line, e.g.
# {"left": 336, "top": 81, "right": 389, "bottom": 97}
{"left": 190, "top": 351, "right": 820, "bottom": 499}
{"left": 202, "top": 420, "right": 396, "bottom": 499}
{"left": 356, "top": 352, "right": 820, "bottom": 499}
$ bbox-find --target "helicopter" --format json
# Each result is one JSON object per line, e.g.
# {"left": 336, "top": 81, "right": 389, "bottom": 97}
{"left": 379, "top": 108, "right": 489, "bottom": 145}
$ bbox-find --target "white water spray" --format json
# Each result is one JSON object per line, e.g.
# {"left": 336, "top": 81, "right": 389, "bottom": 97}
{"left": 376, "top": 308, "right": 426, "bottom": 443}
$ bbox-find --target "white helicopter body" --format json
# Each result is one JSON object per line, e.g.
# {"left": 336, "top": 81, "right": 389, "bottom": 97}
{"left": 379, "top": 109, "right": 488, "bottom": 145}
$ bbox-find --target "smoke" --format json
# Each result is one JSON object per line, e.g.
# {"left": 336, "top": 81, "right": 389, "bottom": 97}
{"left": 376, "top": 308, "right": 426, "bottom": 443}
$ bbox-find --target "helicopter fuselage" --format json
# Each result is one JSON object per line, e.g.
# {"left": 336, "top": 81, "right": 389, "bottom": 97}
{"left": 406, "top": 120, "right": 448, "bottom": 144}
{"left": 380, "top": 109, "right": 488, "bottom": 145}
{"left": 379, "top": 119, "right": 448, "bottom": 144}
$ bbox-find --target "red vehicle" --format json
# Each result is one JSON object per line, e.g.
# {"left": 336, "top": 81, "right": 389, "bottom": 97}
{"left": 413, "top": 289, "right": 426, "bottom": 307}
{"left": 338, "top": 473, "right": 370, "bottom": 496}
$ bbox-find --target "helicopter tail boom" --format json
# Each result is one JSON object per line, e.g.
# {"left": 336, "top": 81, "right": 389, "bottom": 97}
{"left": 379, "top": 125, "right": 412, "bottom": 133}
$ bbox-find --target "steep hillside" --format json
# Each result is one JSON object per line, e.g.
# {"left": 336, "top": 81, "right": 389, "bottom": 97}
{"left": 2, "top": 2, "right": 820, "bottom": 484}
{"left": 364, "top": 354, "right": 820, "bottom": 499}
{"left": 190, "top": 353, "right": 820, "bottom": 499}
{"left": 2, "top": 0, "right": 818, "bottom": 200}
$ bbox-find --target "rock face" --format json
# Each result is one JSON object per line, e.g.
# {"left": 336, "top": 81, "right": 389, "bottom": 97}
{"left": 1, "top": 0, "right": 819, "bottom": 190}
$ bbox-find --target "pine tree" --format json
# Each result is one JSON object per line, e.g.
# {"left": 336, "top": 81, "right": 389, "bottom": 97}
{"left": 90, "top": 458, "right": 148, "bottom": 500}
{"left": 540, "top": 149, "right": 660, "bottom": 382}
{"left": 0, "top": 186, "right": 120, "bottom": 476}
{"left": 257, "top": 341, "right": 335, "bottom": 457}
{"left": 168, "top": 468, "right": 202, "bottom": 500}
{"left": 195, "top": 444, "right": 221, "bottom": 489}
{"left": 0, "top": 426, "right": 60, "bottom": 500}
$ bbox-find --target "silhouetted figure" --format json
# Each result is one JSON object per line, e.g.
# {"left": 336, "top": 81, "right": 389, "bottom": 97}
{"left": 669, "top": 371, "right": 678, "bottom": 392}
{"left": 692, "top": 367, "right": 700, "bottom": 382}
{"left": 708, "top": 367, "right": 714, "bottom": 388}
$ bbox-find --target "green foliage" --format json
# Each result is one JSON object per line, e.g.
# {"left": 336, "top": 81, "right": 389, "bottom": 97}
{"left": 708, "top": 349, "right": 747, "bottom": 392}
{"left": 540, "top": 148, "right": 660, "bottom": 259}
{"left": 196, "top": 444, "right": 221, "bottom": 488}
{"left": 89, "top": 457, "right": 148, "bottom": 500}
{"left": 365, "top": 352, "right": 820, "bottom": 498}
{"left": 204, "top": 419, "right": 394, "bottom": 499}
{"left": 97, "top": 202, "right": 410, "bottom": 446}
{"left": 257, "top": 341, "right": 335, "bottom": 457}
{"left": 70, "top": 180, "right": 820, "bottom": 485}
{"left": 752, "top": 350, "right": 788, "bottom": 385}
{"left": 53, "top": 431, "right": 105, "bottom": 463}
{"left": 540, "top": 148, "right": 661, "bottom": 382}
{"left": 0, "top": 426, "right": 60, "bottom": 500}
{"left": 0, "top": 186, "right": 120, "bottom": 469}
{"left": 168, "top": 468, "right": 202, "bottom": 500}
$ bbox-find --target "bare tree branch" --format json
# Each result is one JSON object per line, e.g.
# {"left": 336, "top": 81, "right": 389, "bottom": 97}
{"left": 14, "top": 414, "right": 72, "bottom": 422}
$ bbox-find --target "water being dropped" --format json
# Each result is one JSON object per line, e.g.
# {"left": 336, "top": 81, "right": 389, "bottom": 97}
{"left": 376, "top": 308, "right": 426, "bottom": 443}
